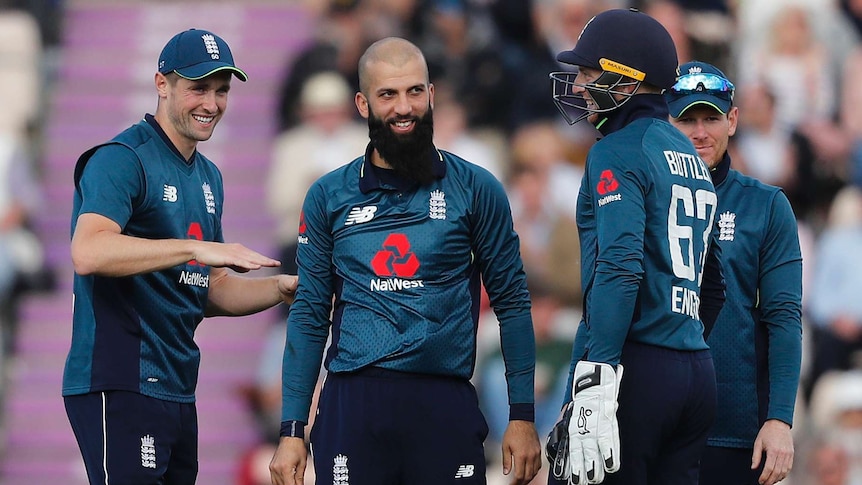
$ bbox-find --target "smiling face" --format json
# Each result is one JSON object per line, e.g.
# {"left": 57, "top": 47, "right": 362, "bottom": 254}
{"left": 570, "top": 65, "right": 643, "bottom": 126}
{"left": 669, "top": 103, "right": 738, "bottom": 168}
{"left": 355, "top": 39, "right": 437, "bottom": 184}
{"left": 155, "top": 71, "right": 232, "bottom": 159}
{"left": 356, "top": 54, "right": 434, "bottom": 150}
{"left": 573, "top": 66, "right": 602, "bottom": 125}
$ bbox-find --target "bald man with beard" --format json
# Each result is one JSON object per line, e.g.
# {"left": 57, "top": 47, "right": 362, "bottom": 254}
{"left": 269, "top": 37, "right": 542, "bottom": 485}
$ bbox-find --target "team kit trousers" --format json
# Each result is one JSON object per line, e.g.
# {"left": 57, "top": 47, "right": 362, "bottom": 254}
{"left": 310, "top": 367, "right": 489, "bottom": 485}
{"left": 65, "top": 390, "right": 198, "bottom": 485}
{"left": 699, "top": 446, "right": 764, "bottom": 485}
{"left": 549, "top": 341, "right": 717, "bottom": 485}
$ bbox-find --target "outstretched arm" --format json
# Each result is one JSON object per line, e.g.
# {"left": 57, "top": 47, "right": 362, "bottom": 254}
{"left": 206, "top": 270, "right": 297, "bottom": 317}
{"left": 72, "top": 212, "right": 282, "bottom": 276}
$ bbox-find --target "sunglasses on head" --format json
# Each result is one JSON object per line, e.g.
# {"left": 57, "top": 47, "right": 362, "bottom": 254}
{"left": 670, "top": 72, "right": 735, "bottom": 96}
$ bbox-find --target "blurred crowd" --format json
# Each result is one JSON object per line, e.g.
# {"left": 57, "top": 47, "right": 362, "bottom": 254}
{"left": 0, "top": 0, "right": 61, "bottom": 399}
{"left": 2, "top": 0, "right": 862, "bottom": 484}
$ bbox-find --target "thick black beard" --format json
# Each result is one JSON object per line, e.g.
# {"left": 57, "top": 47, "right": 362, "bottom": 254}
{"left": 368, "top": 107, "right": 436, "bottom": 186}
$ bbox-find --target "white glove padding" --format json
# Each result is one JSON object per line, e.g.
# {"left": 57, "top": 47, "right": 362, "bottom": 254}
{"left": 567, "top": 361, "right": 623, "bottom": 484}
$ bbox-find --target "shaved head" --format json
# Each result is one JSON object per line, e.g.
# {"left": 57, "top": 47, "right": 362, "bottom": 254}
{"left": 358, "top": 37, "right": 429, "bottom": 95}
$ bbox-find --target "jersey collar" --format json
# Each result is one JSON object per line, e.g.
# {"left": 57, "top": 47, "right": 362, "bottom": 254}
{"left": 710, "top": 152, "right": 731, "bottom": 187}
{"left": 595, "top": 94, "right": 670, "bottom": 137}
{"left": 144, "top": 113, "right": 197, "bottom": 164}
{"left": 358, "top": 142, "right": 447, "bottom": 194}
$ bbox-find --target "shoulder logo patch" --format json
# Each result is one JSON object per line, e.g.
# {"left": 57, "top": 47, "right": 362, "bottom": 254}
{"left": 596, "top": 169, "right": 619, "bottom": 195}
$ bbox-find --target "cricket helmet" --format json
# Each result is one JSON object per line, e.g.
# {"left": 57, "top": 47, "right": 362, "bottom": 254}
{"left": 550, "top": 8, "right": 679, "bottom": 124}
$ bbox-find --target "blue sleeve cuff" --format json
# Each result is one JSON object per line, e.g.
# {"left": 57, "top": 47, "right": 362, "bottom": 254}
{"left": 509, "top": 403, "right": 535, "bottom": 422}
{"left": 279, "top": 420, "right": 307, "bottom": 439}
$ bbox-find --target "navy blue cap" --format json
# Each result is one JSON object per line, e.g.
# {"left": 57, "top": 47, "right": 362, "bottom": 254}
{"left": 158, "top": 29, "right": 247, "bottom": 82}
{"left": 666, "top": 61, "right": 734, "bottom": 118}
{"left": 557, "top": 8, "right": 678, "bottom": 89}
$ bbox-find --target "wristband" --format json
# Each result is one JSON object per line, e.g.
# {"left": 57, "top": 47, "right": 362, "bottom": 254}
{"left": 509, "top": 402, "right": 535, "bottom": 422}
{"left": 280, "top": 420, "right": 306, "bottom": 439}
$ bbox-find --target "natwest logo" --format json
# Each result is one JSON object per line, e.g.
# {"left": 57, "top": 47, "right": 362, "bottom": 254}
{"left": 371, "top": 233, "right": 419, "bottom": 277}
{"left": 596, "top": 169, "right": 619, "bottom": 195}
{"left": 369, "top": 234, "right": 424, "bottom": 292}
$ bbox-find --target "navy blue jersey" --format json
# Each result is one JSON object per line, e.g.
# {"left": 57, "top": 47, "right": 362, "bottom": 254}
{"left": 707, "top": 157, "right": 803, "bottom": 448}
{"left": 281, "top": 148, "right": 535, "bottom": 423}
{"left": 63, "top": 115, "right": 225, "bottom": 403}
{"left": 577, "top": 109, "right": 717, "bottom": 366}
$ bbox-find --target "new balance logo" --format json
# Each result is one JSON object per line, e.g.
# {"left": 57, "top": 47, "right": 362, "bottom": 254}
{"left": 454, "top": 464, "right": 475, "bottom": 478}
{"left": 163, "top": 185, "right": 178, "bottom": 202}
{"left": 345, "top": 206, "right": 377, "bottom": 226}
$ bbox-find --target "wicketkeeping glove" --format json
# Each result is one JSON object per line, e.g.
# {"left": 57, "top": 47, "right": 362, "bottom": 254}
{"left": 545, "top": 401, "right": 574, "bottom": 481}
{"left": 568, "top": 360, "right": 623, "bottom": 484}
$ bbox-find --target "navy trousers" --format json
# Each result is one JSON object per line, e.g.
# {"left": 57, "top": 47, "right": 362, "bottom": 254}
{"left": 65, "top": 390, "right": 198, "bottom": 485}
{"left": 311, "top": 368, "right": 489, "bottom": 485}
{"left": 699, "top": 446, "right": 764, "bottom": 485}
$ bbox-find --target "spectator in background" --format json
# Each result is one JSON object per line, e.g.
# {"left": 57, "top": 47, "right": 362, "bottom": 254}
{"left": 805, "top": 186, "right": 862, "bottom": 401}
{"left": 431, "top": 81, "right": 504, "bottom": 180}
{"left": 838, "top": 43, "right": 862, "bottom": 188}
{"left": 506, "top": 121, "right": 582, "bottom": 307}
{"left": 0, "top": 131, "right": 44, "bottom": 359}
{"left": 637, "top": 0, "right": 736, "bottom": 73}
{"left": 804, "top": 437, "right": 852, "bottom": 485}
{"left": 0, "top": 5, "right": 42, "bottom": 141}
{"left": 841, "top": 0, "right": 862, "bottom": 38}
{"left": 416, "top": 0, "right": 511, "bottom": 131}
{"left": 501, "top": 0, "right": 619, "bottom": 135}
{"left": 478, "top": 277, "right": 576, "bottom": 485}
{"left": 274, "top": 0, "right": 372, "bottom": 132}
{"left": 267, "top": 70, "right": 367, "bottom": 283}
{"left": 731, "top": 82, "right": 795, "bottom": 190}
{"left": 806, "top": 370, "right": 862, "bottom": 485}
{"left": 640, "top": 0, "right": 691, "bottom": 69}
{"left": 236, "top": 315, "right": 321, "bottom": 485}
{"left": 739, "top": 5, "right": 835, "bottom": 134}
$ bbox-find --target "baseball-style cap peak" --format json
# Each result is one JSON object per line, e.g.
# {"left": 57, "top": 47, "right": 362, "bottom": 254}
{"left": 158, "top": 28, "right": 248, "bottom": 82}
{"left": 666, "top": 61, "right": 734, "bottom": 118}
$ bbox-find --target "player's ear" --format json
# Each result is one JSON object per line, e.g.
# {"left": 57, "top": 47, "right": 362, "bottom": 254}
{"left": 155, "top": 72, "right": 170, "bottom": 99}
{"left": 355, "top": 92, "right": 369, "bottom": 119}
{"left": 428, "top": 82, "right": 434, "bottom": 110}
{"left": 727, "top": 106, "right": 739, "bottom": 137}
